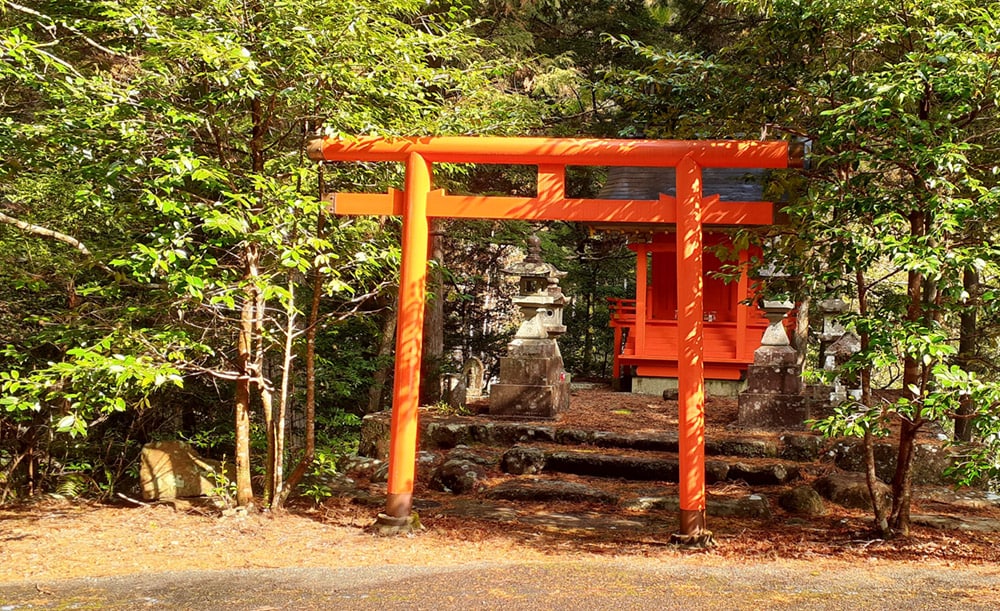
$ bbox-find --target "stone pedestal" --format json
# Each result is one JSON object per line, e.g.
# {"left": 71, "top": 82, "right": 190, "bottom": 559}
{"left": 737, "top": 344, "right": 808, "bottom": 429}
{"left": 738, "top": 301, "right": 808, "bottom": 429}
{"left": 489, "top": 339, "right": 570, "bottom": 418}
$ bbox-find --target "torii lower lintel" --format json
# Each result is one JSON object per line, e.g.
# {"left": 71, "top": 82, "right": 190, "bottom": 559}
{"left": 307, "top": 136, "right": 800, "bottom": 539}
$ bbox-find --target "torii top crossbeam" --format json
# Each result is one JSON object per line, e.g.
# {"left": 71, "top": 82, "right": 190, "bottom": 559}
{"left": 307, "top": 135, "right": 793, "bottom": 166}
{"left": 307, "top": 135, "right": 801, "bottom": 541}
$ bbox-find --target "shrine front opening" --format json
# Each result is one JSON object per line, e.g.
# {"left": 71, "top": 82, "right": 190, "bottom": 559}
{"left": 306, "top": 135, "right": 803, "bottom": 542}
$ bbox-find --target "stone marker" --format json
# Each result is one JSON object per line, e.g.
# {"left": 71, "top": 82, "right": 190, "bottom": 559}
{"left": 463, "top": 357, "right": 485, "bottom": 400}
{"left": 139, "top": 440, "right": 234, "bottom": 501}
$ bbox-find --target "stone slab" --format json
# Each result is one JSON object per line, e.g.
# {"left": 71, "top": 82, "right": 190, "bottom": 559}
{"left": 912, "top": 514, "right": 1000, "bottom": 532}
{"left": 737, "top": 393, "right": 808, "bottom": 430}
{"left": 539, "top": 450, "right": 729, "bottom": 484}
{"left": 623, "top": 494, "right": 771, "bottom": 519}
{"left": 504, "top": 338, "right": 559, "bottom": 358}
{"left": 485, "top": 478, "right": 619, "bottom": 505}
{"left": 489, "top": 381, "right": 569, "bottom": 419}
{"left": 813, "top": 471, "right": 891, "bottom": 513}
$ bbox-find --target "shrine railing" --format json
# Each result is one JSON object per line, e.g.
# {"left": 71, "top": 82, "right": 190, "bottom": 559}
{"left": 607, "top": 297, "right": 637, "bottom": 323}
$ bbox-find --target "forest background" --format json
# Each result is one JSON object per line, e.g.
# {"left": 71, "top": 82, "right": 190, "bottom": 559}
{"left": 2, "top": 0, "right": 999, "bottom": 539}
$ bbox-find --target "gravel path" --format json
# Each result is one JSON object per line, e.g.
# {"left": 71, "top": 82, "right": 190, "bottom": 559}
{"left": 3, "top": 558, "right": 999, "bottom": 610}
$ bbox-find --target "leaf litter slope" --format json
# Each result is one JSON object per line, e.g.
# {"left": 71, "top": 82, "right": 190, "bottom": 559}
{"left": 2, "top": 389, "right": 999, "bottom": 586}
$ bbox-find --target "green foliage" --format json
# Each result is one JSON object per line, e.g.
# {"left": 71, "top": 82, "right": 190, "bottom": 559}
{"left": 299, "top": 482, "right": 334, "bottom": 505}
{"left": 0, "top": 0, "right": 543, "bottom": 503}
{"left": 206, "top": 458, "right": 238, "bottom": 508}
{"left": 298, "top": 449, "right": 342, "bottom": 505}
{"left": 1, "top": 332, "right": 183, "bottom": 438}
{"left": 934, "top": 365, "right": 1000, "bottom": 488}
{"left": 612, "top": 0, "right": 1000, "bottom": 531}
{"left": 541, "top": 224, "right": 633, "bottom": 378}
{"left": 314, "top": 410, "right": 362, "bottom": 456}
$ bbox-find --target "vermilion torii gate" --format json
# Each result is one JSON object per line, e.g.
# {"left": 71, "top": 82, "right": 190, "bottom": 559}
{"left": 306, "top": 136, "right": 802, "bottom": 541}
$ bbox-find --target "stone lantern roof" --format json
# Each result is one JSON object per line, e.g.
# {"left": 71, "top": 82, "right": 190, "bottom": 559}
{"left": 503, "top": 235, "right": 567, "bottom": 289}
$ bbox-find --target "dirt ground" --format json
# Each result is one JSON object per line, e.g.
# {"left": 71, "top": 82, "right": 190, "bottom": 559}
{"left": 2, "top": 388, "right": 1000, "bottom": 587}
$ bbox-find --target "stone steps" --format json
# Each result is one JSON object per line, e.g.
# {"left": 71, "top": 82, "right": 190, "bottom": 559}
{"left": 360, "top": 409, "right": 955, "bottom": 487}
{"left": 499, "top": 445, "right": 803, "bottom": 486}
{"left": 348, "top": 408, "right": 999, "bottom": 529}
{"left": 413, "top": 435, "right": 809, "bottom": 522}
{"left": 414, "top": 418, "right": 826, "bottom": 463}
{"left": 360, "top": 411, "right": 829, "bottom": 519}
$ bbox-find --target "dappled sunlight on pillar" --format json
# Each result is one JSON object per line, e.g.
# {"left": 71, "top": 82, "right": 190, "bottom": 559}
{"left": 386, "top": 152, "right": 432, "bottom": 519}
{"left": 676, "top": 155, "right": 707, "bottom": 537}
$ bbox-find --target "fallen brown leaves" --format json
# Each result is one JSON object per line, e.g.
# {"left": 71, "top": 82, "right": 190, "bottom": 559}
{"left": 2, "top": 388, "right": 998, "bottom": 584}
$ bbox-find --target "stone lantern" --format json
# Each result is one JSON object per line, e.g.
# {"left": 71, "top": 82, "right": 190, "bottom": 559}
{"left": 489, "top": 235, "right": 571, "bottom": 418}
{"left": 737, "top": 300, "right": 808, "bottom": 429}
{"left": 817, "top": 297, "right": 848, "bottom": 365}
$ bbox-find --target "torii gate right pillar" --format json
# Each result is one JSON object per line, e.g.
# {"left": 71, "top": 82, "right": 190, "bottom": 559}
{"left": 674, "top": 155, "right": 710, "bottom": 545}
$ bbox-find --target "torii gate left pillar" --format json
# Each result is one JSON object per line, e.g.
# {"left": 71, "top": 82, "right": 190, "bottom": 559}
{"left": 307, "top": 136, "right": 800, "bottom": 541}
{"left": 385, "top": 152, "right": 432, "bottom": 519}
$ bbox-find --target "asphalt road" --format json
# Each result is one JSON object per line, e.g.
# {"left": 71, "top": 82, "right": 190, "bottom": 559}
{"left": 3, "top": 559, "right": 1000, "bottom": 610}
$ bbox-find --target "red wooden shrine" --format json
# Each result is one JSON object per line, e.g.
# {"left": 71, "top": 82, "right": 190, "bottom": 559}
{"left": 609, "top": 232, "right": 768, "bottom": 386}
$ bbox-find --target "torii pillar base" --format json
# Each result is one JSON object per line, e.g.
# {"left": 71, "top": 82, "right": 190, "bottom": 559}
{"left": 669, "top": 531, "right": 717, "bottom": 548}
{"left": 370, "top": 512, "right": 424, "bottom": 537}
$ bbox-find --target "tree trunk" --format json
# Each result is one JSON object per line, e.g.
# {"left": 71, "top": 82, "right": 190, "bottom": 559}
{"left": 888, "top": 211, "right": 926, "bottom": 537}
{"left": 255, "top": 273, "right": 275, "bottom": 504}
{"left": 260, "top": 380, "right": 275, "bottom": 503}
{"left": 276, "top": 214, "right": 326, "bottom": 508}
{"left": 793, "top": 295, "right": 810, "bottom": 366}
{"left": 368, "top": 296, "right": 398, "bottom": 414}
{"left": 234, "top": 89, "right": 268, "bottom": 509}
{"left": 955, "top": 267, "right": 979, "bottom": 442}
{"left": 902, "top": 212, "right": 925, "bottom": 395}
{"left": 582, "top": 280, "right": 594, "bottom": 375}
{"left": 864, "top": 429, "right": 890, "bottom": 537}
{"left": 856, "top": 268, "right": 889, "bottom": 536}
{"left": 234, "top": 245, "right": 258, "bottom": 507}
{"left": 420, "top": 219, "right": 445, "bottom": 406}
{"left": 890, "top": 419, "right": 920, "bottom": 537}
{"left": 270, "top": 274, "right": 296, "bottom": 507}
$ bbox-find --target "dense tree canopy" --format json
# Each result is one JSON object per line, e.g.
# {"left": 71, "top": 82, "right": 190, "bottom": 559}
{"left": 3, "top": 0, "right": 999, "bottom": 535}
{"left": 617, "top": 0, "right": 1000, "bottom": 535}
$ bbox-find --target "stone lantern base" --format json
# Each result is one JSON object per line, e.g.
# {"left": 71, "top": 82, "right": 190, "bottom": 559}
{"left": 737, "top": 344, "right": 808, "bottom": 429}
{"left": 489, "top": 339, "right": 570, "bottom": 419}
